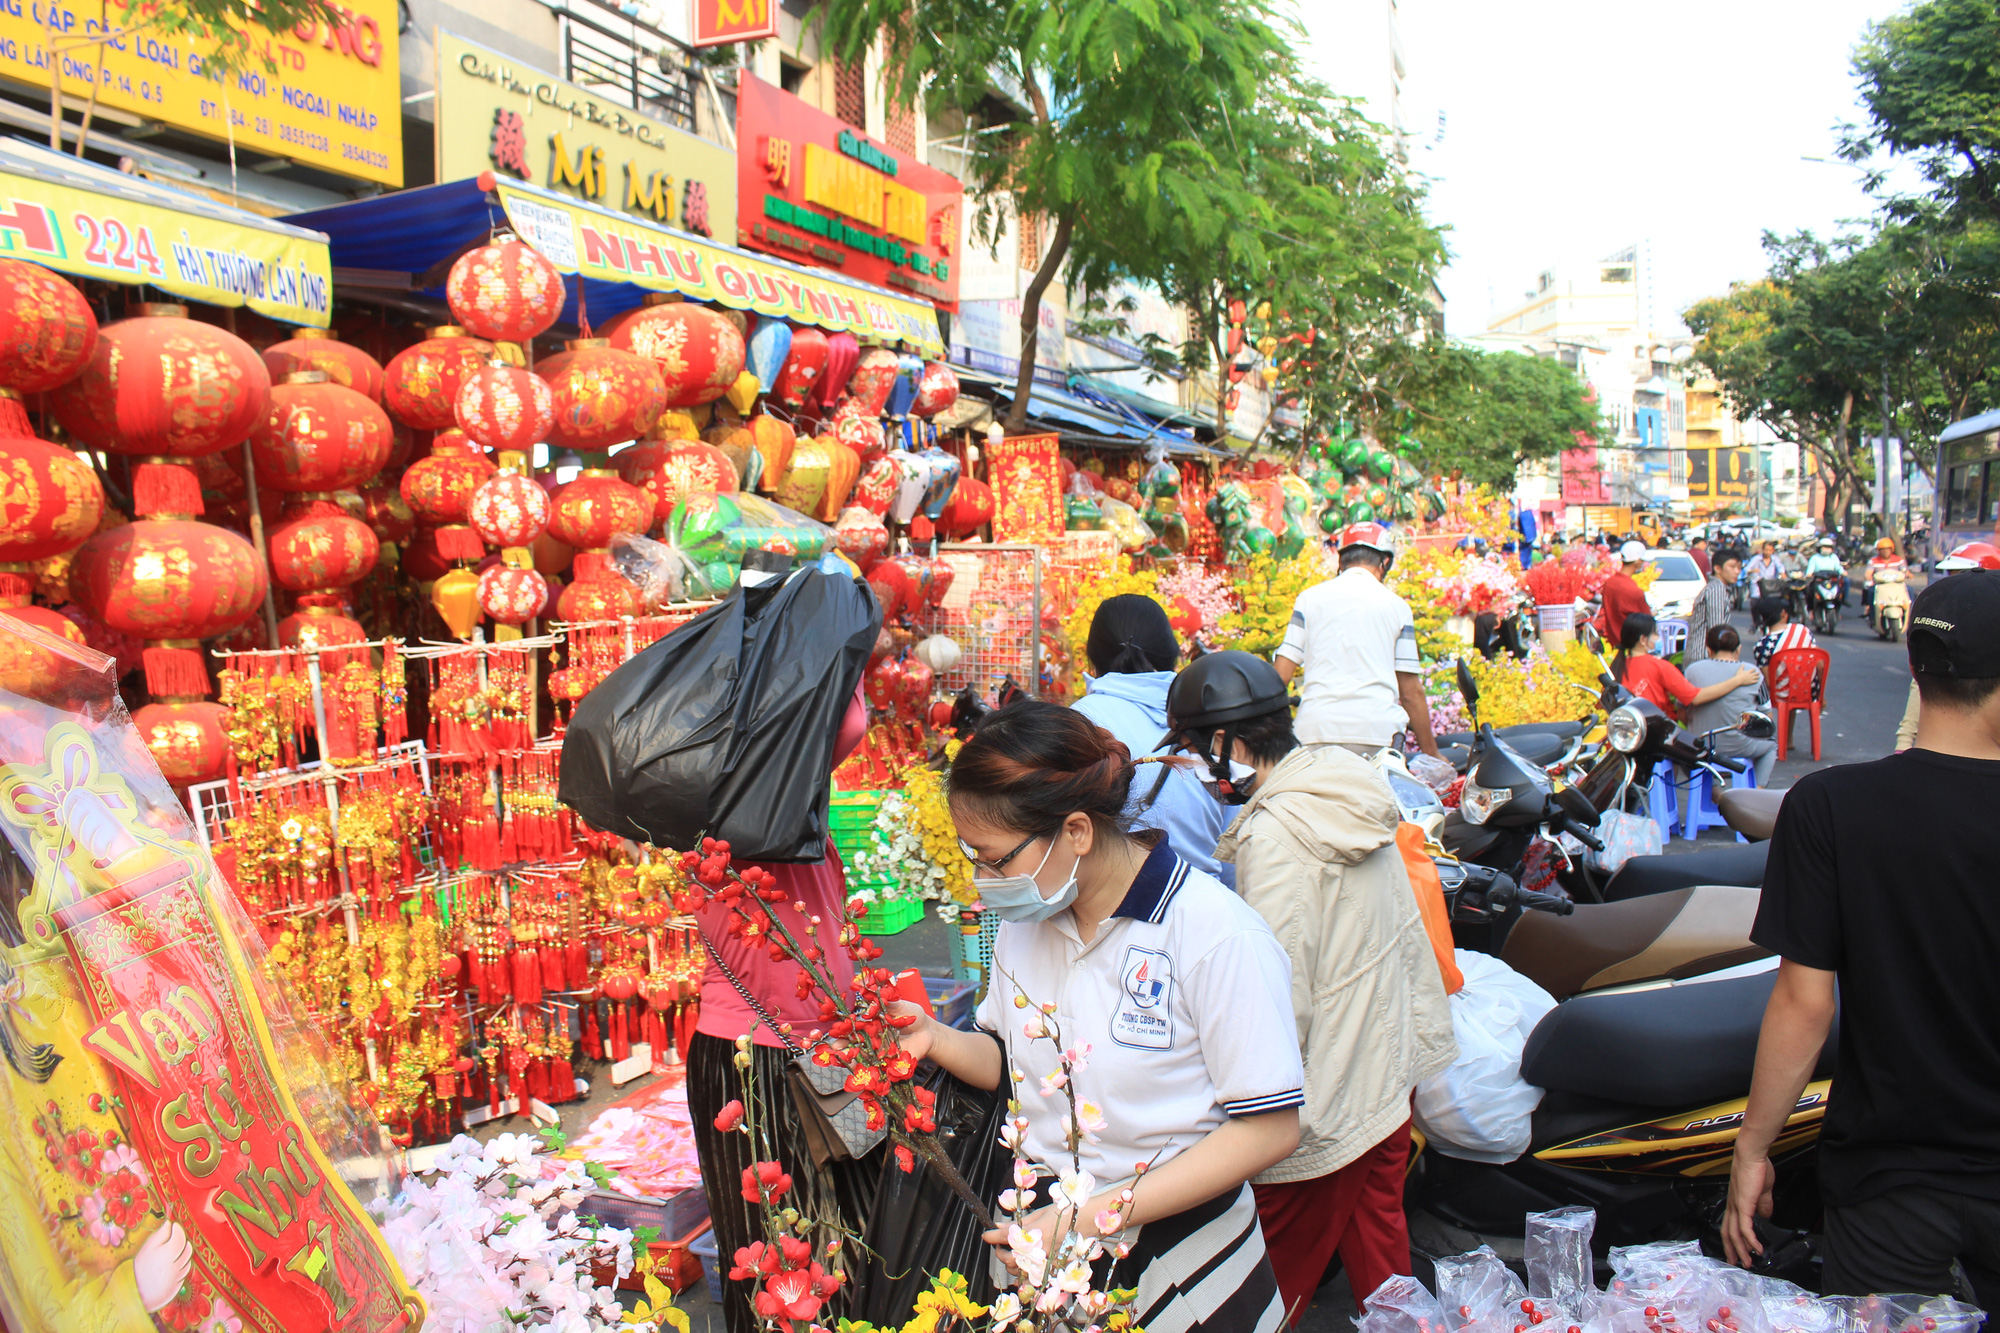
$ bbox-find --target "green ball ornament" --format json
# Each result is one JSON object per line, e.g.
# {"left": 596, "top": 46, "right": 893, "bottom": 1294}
{"left": 1366, "top": 451, "right": 1395, "bottom": 481}
{"left": 1365, "top": 483, "right": 1391, "bottom": 509}
{"left": 1320, "top": 507, "right": 1343, "bottom": 533}
{"left": 668, "top": 491, "right": 743, "bottom": 560}
{"left": 1339, "top": 439, "right": 1370, "bottom": 472}
{"left": 1346, "top": 499, "right": 1378, "bottom": 523}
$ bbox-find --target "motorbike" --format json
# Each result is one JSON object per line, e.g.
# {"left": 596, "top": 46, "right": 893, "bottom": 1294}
{"left": 1809, "top": 570, "right": 1843, "bottom": 635}
{"left": 1406, "top": 866, "right": 1825, "bottom": 1282}
{"left": 1868, "top": 565, "right": 1910, "bottom": 642}
{"left": 1783, "top": 569, "right": 1811, "bottom": 622}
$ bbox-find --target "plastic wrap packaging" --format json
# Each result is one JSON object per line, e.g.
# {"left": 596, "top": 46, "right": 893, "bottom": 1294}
{"left": 0, "top": 617, "right": 421, "bottom": 1333}
{"left": 1360, "top": 1273, "right": 1452, "bottom": 1333}
{"left": 663, "top": 490, "right": 834, "bottom": 596}
{"left": 1413, "top": 950, "right": 1557, "bottom": 1162}
{"left": 1526, "top": 1206, "right": 1597, "bottom": 1306}
{"left": 1435, "top": 1244, "right": 1527, "bottom": 1328}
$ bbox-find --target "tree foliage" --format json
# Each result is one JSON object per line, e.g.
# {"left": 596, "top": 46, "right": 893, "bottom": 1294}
{"left": 1849, "top": 0, "right": 2000, "bottom": 219}
{"left": 1366, "top": 342, "right": 1607, "bottom": 489}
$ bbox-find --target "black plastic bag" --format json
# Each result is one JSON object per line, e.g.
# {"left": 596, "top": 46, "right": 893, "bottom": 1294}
{"left": 556, "top": 566, "right": 880, "bottom": 860}
{"left": 849, "top": 1055, "right": 1011, "bottom": 1321}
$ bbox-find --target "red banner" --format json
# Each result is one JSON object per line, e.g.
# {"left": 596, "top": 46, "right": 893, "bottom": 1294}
{"left": 690, "top": 0, "right": 777, "bottom": 47}
{"left": 986, "top": 434, "right": 1065, "bottom": 544}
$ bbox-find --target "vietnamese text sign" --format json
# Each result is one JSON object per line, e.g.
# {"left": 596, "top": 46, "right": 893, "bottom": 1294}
{"left": 0, "top": 163, "right": 332, "bottom": 325}
{"left": 437, "top": 31, "right": 736, "bottom": 242}
{"left": 690, "top": 0, "right": 777, "bottom": 47}
{"left": 495, "top": 179, "right": 943, "bottom": 355}
{"left": 0, "top": 0, "right": 401, "bottom": 185}
{"left": 736, "top": 71, "right": 961, "bottom": 310}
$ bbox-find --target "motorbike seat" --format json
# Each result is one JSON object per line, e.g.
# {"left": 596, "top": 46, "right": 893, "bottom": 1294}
{"left": 1500, "top": 885, "right": 1769, "bottom": 1000}
{"left": 1715, "top": 788, "right": 1786, "bottom": 842}
{"left": 1602, "top": 841, "right": 1768, "bottom": 901}
{"left": 1523, "top": 968, "right": 1835, "bottom": 1111}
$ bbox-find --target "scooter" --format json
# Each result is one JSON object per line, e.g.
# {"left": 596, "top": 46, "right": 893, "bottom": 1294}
{"left": 1783, "top": 569, "right": 1811, "bottom": 622}
{"left": 1809, "top": 570, "right": 1843, "bottom": 635}
{"left": 1868, "top": 565, "right": 1910, "bottom": 642}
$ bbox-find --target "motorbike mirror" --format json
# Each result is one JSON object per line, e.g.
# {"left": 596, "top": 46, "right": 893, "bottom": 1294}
{"left": 1738, "top": 710, "right": 1777, "bottom": 740}
{"left": 1555, "top": 784, "right": 1600, "bottom": 827}
{"left": 1455, "top": 658, "right": 1479, "bottom": 713}
{"left": 1579, "top": 623, "right": 1604, "bottom": 655}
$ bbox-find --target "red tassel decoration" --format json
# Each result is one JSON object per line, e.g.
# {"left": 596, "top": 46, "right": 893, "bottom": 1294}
{"left": 540, "top": 944, "right": 565, "bottom": 994}
{"left": 142, "top": 644, "right": 209, "bottom": 697}
{"left": 510, "top": 948, "right": 542, "bottom": 1006}
{"left": 133, "top": 458, "right": 205, "bottom": 516}
{"left": 549, "top": 1054, "right": 574, "bottom": 1103}
{"left": 610, "top": 1001, "right": 630, "bottom": 1062}
{"left": 0, "top": 393, "right": 31, "bottom": 439}
{"left": 584, "top": 1000, "right": 601, "bottom": 1056}
{"left": 565, "top": 939, "right": 590, "bottom": 989}
{"left": 436, "top": 524, "right": 486, "bottom": 561}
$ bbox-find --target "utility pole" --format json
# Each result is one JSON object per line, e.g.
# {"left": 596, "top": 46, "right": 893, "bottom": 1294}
{"left": 1881, "top": 359, "right": 1893, "bottom": 541}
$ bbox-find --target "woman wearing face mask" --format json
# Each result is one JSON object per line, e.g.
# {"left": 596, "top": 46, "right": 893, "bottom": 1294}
{"left": 892, "top": 700, "right": 1304, "bottom": 1331}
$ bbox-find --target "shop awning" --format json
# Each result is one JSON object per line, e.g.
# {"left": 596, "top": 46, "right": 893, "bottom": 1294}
{"left": 287, "top": 174, "right": 944, "bottom": 356}
{"left": 950, "top": 360, "right": 1228, "bottom": 455}
{"left": 0, "top": 136, "right": 333, "bottom": 326}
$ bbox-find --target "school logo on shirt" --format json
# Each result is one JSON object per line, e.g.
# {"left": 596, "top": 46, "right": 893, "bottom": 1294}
{"left": 1113, "top": 946, "right": 1173, "bottom": 1050}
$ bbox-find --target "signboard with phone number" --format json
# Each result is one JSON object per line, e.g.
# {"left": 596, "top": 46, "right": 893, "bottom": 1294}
{"left": 0, "top": 0, "right": 402, "bottom": 186}
{"left": 0, "top": 165, "right": 333, "bottom": 325}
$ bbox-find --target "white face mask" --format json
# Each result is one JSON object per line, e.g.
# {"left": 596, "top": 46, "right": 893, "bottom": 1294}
{"left": 972, "top": 837, "right": 1081, "bottom": 923}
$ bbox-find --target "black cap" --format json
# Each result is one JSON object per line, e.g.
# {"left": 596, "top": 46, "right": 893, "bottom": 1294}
{"left": 1165, "top": 650, "right": 1290, "bottom": 742}
{"left": 1909, "top": 571, "right": 2000, "bottom": 678}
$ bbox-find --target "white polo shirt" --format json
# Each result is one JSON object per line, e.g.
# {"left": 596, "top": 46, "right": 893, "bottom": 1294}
{"left": 975, "top": 840, "right": 1304, "bottom": 1185}
{"left": 1277, "top": 567, "right": 1421, "bottom": 747}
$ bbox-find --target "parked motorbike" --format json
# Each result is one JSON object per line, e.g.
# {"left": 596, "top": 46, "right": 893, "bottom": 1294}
{"left": 1809, "top": 570, "right": 1843, "bottom": 635}
{"left": 1869, "top": 565, "right": 1910, "bottom": 642}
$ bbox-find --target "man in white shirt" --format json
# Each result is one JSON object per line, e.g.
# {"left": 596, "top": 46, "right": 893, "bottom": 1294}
{"left": 1274, "top": 522, "right": 1443, "bottom": 759}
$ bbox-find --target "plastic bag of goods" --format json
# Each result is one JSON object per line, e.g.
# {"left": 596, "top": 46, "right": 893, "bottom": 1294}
{"left": 1413, "top": 950, "right": 1557, "bottom": 1162}
{"left": 664, "top": 490, "right": 833, "bottom": 596}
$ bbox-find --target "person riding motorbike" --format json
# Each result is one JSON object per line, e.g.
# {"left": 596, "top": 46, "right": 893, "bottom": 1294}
{"left": 1745, "top": 542, "right": 1788, "bottom": 600}
{"left": 1862, "top": 538, "right": 1906, "bottom": 618}
{"left": 1805, "top": 538, "right": 1848, "bottom": 609}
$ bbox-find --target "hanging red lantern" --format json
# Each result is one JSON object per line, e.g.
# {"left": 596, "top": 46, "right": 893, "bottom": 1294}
{"left": 927, "top": 553, "right": 955, "bottom": 608}
{"left": 0, "top": 435, "right": 103, "bottom": 566}
{"left": 262, "top": 326, "right": 386, "bottom": 402}
{"left": 608, "top": 299, "right": 746, "bottom": 407}
{"left": 360, "top": 481, "right": 416, "bottom": 546}
{"left": 816, "top": 331, "right": 860, "bottom": 413}
{"left": 834, "top": 412, "right": 884, "bottom": 465}
{"left": 864, "top": 653, "right": 906, "bottom": 707}
{"left": 133, "top": 698, "right": 231, "bottom": 787}
{"left": 912, "top": 362, "right": 961, "bottom": 418}
{"left": 250, "top": 371, "right": 394, "bottom": 493}
{"left": 0, "top": 258, "right": 97, "bottom": 395}
{"left": 843, "top": 347, "right": 901, "bottom": 418}
{"left": 71, "top": 518, "right": 267, "bottom": 695}
{"left": 401, "top": 429, "right": 498, "bottom": 560}
{"left": 770, "top": 326, "right": 830, "bottom": 409}
{"left": 852, "top": 456, "right": 898, "bottom": 517}
{"left": 833, "top": 506, "right": 889, "bottom": 571}
{"left": 938, "top": 476, "right": 994, "bottom": 538}
{"left": 50, "top": 304, "right": 270, "bottom": 517}
{"left": 268, "top": 501, "right": 381, "bottom": 593}
{"left": 478, "top": 563, "right": 549, "bottom": 625}
{"left": 278, "top": 592, "right": 368, "bottom": 652}
{"left": 613, "top": 439, "right": 736, "bottom": 525}
{"left": 541, "top": 339, "right": 667, "bottom": 451}
{"left": 445, "top": 233, "right": 566, "bottom": 344}
{"left": 384, "top": 326, "right": 493, "bottom": 430}
{"left": 557, "top": 553, "right": 644, "bottom": 620}
{"left": 548, "top": 469, "right": 652, "bottom": 549}
{"left": 900, "top": 656, "right": 935, "bottom": 708}
{"left": 455, "top": 360, "right": 554, "bottom": 454}
{"left": 469, "top": 469, "right": 551, "bottom": 547}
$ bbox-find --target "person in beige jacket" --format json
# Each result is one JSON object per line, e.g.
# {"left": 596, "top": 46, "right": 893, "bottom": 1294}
{"left": 1168, "top": 650, "right": 1455, "bottom": 1326}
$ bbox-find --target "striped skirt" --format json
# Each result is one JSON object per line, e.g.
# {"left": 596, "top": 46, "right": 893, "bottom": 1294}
{"left": 1108, "top": 1181, "right": 1288, "bottom": 1333}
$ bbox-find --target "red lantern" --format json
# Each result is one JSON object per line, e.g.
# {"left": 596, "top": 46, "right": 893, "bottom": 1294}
{"left": 402, "top": 430, "right": 498, "bottom": 560}
{"left": 279, "top": 593, "right": 368, "bottom": 652}
{"left": 384, "top": 326, "right": 493, "bottom": 430}
{"left": 900, "top": 656, "right": 935, "bottom": 708}
{"left": 0, "top": 258, "right": 97, "bottom": 394}
{"left": 445, "top": 234, "right": 566, "bottom": 343}
{"left": 548, "top": 469, "right": 652, "bottom": 549}
{"left": 608, "top": 300, "right": 746, "bottom": 407}
{"left": 912, "top": 362, "right": 961, "bottom": 418}
{"left": 360, "top": 482, "right": 416, "bottom": 546}
{"left": 0, "top": 435, "right": 103, "bottom": 565}
{"left": 558, "top": 554, "right": 644, "bottom": 620}
{"left": 866, "top": 559, "right": 912, "bottom": 620}
{"left": 833, "top": 506, "right": 889, "bottom": 571}
{"left": 938, "top": 476, "right": 994, "bottom": 539}
{"left": 927, "top": 554, "right": 955, "bottom": 608}
{"left": 614, "top": 440, "right": 739, "bottom": 525}
{"left": 816, "top": 332, "right": 859, "bottom": 413}
{"left": 852, "top": 456, "right": 899, "bottom": 516}
{"left": 71, "top": 518, "right": 268, "bottom": 695}
{"left": 262, "top": 326, "right": 385, "bottom": 402}
{"left": 132, "top": 699, "right": 231, "bottom": 787}
{"left": 269, "top": 502, "right": 381, "bottom": 593}
{"left": 478, "top": 564, "right": 549, "bottom": 625}
{"left": 0, "top": 606, "right": 88, "bottom": 697}
{"left": 864, "top": 654, "right": 905, "bottom": 708}
{"left": 771, "top": 326, "right": 830, "bottom": 409}
{"left": 843, "top": 347, "right": 901, "bottom": 417}
{"left": 455, "top": 361, "right": 554, "bottom": 453}
{"left": 469, "top": 470, "right": 550, "bottom": 547}
{"left": 834, "top": 412, "right": 884, "bottom": 464}
{"left": 541, "top": 339, "right": 667, "bottom": 451}
{"left": 250, "top": 372, "right": 393, "bottom": 493}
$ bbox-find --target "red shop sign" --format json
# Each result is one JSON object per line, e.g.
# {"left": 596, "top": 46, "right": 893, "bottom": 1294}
{"left": 735, "top": 71, "right": 963, "bottom": 312}
{"left": 690, "top": 0, "right": 777, "bottom": 47}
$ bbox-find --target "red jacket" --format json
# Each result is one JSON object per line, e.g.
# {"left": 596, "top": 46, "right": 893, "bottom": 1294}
{"left": 1596, "top": 571, "right": 1652, "bottom": 643}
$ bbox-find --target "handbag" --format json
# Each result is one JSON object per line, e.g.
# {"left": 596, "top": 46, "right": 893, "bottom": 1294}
{"left": 699, "top": 932, "right": 887, "bottom": 1166}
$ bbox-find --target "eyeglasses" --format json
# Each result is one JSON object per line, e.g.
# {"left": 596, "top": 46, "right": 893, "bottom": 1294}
{"left": 956, "top": 831, "right": 1043, "bottom": 877}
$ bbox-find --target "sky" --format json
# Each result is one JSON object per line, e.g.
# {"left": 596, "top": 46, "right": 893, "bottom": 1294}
{"left": 1303, "top": 0, "right": 1908, "bottom": 337}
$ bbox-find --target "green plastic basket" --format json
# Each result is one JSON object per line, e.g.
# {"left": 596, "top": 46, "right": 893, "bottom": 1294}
{"left": 859, "top": 896, "right": 924, "bottom": 936}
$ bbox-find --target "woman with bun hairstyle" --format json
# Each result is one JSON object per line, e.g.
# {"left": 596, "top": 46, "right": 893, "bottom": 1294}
{"left": 893, "top": 699, "right": 1303, "bottom": 1332}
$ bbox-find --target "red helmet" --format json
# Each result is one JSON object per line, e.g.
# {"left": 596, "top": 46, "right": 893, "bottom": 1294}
{"left": 1335, "top": 521, "right": 1396, "bottom": 556}
{"left": 1939, "top": 541, "right": 2000, "bottom": 571}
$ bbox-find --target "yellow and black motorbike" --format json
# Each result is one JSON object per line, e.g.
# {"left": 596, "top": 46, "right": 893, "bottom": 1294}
{"left": 1406, "top": 865, "right": 1832, "bottom": 1285}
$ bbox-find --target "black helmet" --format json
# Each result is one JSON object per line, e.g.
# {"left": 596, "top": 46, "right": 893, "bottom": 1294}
{"left": 1165, "top": 651, "right": 1291, "bottom": 804}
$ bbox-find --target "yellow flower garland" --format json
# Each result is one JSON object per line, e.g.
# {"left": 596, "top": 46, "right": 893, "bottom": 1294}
{"left": 1211, "top": 550, "right": 1333, "bottom": 655}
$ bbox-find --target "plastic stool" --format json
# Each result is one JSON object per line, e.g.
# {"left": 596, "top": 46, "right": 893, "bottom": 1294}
{"left": 1681, "top": 762, "right": 1756, "bottom": 842}
{"left": 1646, "top": 769, "right": 1677, "bottom": 844}
{"left": 1654, "top": 619, "right": 1690, "bottom": 658}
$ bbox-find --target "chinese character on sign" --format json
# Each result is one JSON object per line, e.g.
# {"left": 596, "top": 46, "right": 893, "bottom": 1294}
{"left": 929, "top": 205, "right": 956, "bottom": 254}
{"left": 762, "top": 135, "right": 791, "bottom": 191}
{"left": 682, "top": 180, "right": 711, "bottom": 236}
{"left": 489, "top": 109, "right": 529, "bottom": 179}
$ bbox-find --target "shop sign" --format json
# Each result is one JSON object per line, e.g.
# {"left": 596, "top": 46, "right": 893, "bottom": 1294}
{"left": 0, "top": 0, "right": 401, "bottom": 185}
{"left": 493, "top": 178, "right": 943, "bottom": 355}
{"left": 436, "top": 31, "right": 736, "bottom": 242}
{"left": 1685, "top": 447, "right": 1752, "bottom": 501}
{"left": 690, "top": 0, "right": 777, "bottom": 47}
{"left": 0, "top": 157, "right": 332, "bottom": 325}
{"left": 736, "top": 72, "right": 962, "bottom": 310}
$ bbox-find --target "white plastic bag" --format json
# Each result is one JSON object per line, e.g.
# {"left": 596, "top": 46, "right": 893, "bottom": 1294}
{"left": 1525, "top": 1206, "right": 1595, "bottom": 1306}
{"left": 1413, "top": 951, "right": 1558, "bottom": 1163}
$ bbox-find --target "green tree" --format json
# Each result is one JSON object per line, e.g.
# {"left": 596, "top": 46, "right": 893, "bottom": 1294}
{"left": 1849, "top": 0, "right": 2000, "bottom": 220}
{"left": 1363, "top": 342, "right": 1606, "bottom": 489}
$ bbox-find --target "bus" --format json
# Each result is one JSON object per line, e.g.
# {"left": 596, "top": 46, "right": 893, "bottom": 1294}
{"left": 1935, "top": 408, "right": 2000, "bottom": 564}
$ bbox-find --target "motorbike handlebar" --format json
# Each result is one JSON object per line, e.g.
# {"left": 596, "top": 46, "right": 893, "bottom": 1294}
{"left": 1479, "top": 872, "right": 1576, "bottom": 917}
{"left": 1711, "top": 755, "right": 1748, "bottom": 773}
{"left": 1554, "top": 813, "right": 1605, "bottom": 853}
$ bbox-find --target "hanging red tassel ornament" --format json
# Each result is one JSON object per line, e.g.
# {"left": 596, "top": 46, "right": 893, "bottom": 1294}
{"left": 511, "top": 945, "right": 544, "bottom": 1007}
{"left": 384, "top": 326, "right": 493, "bottom": 430}
{"left": 455, "top": 360, "right": 554, "bottom": 455}
{"left": 262, "top": 326, "right": 386, "bottom": 402}
{"left": 446, "top": 233, "right": 566, "bottom": 345}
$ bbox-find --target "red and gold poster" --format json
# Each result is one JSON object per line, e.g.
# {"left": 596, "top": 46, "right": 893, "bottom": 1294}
{"left": 985, "top": 433, "right": 1065, "bottom": 545}
{"left": 0, "top": 667, "right": 422, "bottom": 1333}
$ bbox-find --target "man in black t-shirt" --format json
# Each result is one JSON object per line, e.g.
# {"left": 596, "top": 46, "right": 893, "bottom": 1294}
{"left": 1723, "top": 571, "right": 2000, "bottom": 1301}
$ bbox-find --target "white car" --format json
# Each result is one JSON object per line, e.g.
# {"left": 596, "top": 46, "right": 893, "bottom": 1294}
{"left": 1640, "top": 549, "right": 1707, "bottom": 620}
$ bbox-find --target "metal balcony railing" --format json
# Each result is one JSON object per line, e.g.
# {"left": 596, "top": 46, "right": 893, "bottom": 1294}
{"left": 538, "top": 0, "right": 702, "bottom": 132}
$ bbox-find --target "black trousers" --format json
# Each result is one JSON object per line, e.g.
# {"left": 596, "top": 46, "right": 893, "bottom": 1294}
{"left": 686, "top": 1031, "right": 879, "bottom": 1333}
{"left": 1824, "top": 1183, "right": 2000, "bottom": 1308}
